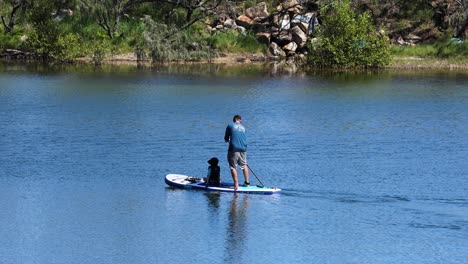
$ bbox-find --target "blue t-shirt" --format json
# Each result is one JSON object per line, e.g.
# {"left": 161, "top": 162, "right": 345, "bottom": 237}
{"left": 224, "top": 122, "right": 247, "bottom": 152}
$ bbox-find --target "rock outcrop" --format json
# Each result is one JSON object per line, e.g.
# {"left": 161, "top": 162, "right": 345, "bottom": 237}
{"left": 209, "top": 0, "right": 466, "bottom": 58}
{"left": 211, "top": 1, "right": 320, "bottom": 59}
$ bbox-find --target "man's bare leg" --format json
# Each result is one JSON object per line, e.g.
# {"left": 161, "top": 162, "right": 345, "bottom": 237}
{"left": 230, "top": 168, "right": 239, "bottom": 190}
{"left": 242, "top": 167, "right": 250, "bottom": 185}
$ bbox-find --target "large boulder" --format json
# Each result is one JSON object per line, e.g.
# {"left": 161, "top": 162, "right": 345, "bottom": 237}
{"left": 236, "top": 15, "right": 254, "bottom": 29}
{"left": 282, "top": 41, "right": 298, "bottom": 53}
{"left": 281, "top": 0, "right": 298, "bottom": 11}
{"left": 256, "top": 32, "right": 271, "bottom": 45}
{"left": 223, "top": 18, "right": 237, "bottom": 29}
{"left": 275, "top": 30, "right": 293, "bottom": 46}
{"left": 252, "top": 22, "right": 270, "bottom": 32}
{"left": 291, "top": 26, "right": 307, "bottom": 47}
{"left": 236, "top": 26, "right": 247, "bottom": 34}
{"left": 269, "top": 42, "right": 286, "bottom": 57}
{"left": 276, "top": 13, "right": 290, "bottom": 30}
{"left": 291, "top": 12, "right": 317, "bottom": 35}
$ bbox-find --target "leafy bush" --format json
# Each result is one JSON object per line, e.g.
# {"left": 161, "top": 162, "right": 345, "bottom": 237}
{"left": 26, "top": 29, "right": 83, "bottom": 62}
{"left": 88, "top": 38, "right": 111, "bottom": 65}
{"left": 19, "top": 2, "right": 79, "bottom": 61}
{"left": 54, "top": 33, "right": 84, "bottom": 61}
{"left": 25, "top": 18, "right": 84, "bottom": 61}
{"left": 0, "top": 31, "right": 23, "bottom": 50}
{"left": 307, "top": 0, "right": 391, "bottom": 67}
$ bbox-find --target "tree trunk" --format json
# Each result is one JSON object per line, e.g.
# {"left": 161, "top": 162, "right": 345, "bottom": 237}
{"left": 1, "top": 2, "right": 22, "bottom": 33}
{"left": 459, "top": 19, "right": 468, "bottom": 38}
{"left": 113, "top": 11, "right": 121, "bottom": 37}
{"left": 97, "top": 12, "right": 114, "bottom": 39}
{"left": 186, "top": 9, "right": 193, "bottom": 23}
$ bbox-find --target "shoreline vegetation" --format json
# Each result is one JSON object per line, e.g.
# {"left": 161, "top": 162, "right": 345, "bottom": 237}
{"left": 88, "top": 52, "right": 468, "bottom": 70}
{"left": 2, "top": 51, "right": 467, "bottom": 71}
{"left": 1, "top": 0, "right": 466, "bottom": 70}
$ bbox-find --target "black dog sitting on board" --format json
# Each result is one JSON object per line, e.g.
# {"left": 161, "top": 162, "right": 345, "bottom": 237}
{"left": 206, "top": 157, "right": 221, "bottom": 187}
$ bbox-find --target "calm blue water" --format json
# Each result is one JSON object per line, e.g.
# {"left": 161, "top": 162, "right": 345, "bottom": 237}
{"left": 1, "top": 64, "right": 467, "bottom": 264}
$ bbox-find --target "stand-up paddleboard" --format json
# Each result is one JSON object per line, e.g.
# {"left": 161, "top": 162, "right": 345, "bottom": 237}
{"left": 165, "top": 174, "right": 281, "bottom": 194}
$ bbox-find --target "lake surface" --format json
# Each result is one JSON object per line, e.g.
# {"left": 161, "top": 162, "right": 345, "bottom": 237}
{"left": 1, "top": 63, "right": 467, "bottom": 264}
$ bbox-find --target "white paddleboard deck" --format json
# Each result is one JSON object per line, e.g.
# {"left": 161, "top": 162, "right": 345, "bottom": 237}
{"left": 165, "top": 174, "right": 281, "bottom": 194}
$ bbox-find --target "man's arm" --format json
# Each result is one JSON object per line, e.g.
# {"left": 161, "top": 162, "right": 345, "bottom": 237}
{"left": 224, "top": 125, "right": 230, "bottom": 142}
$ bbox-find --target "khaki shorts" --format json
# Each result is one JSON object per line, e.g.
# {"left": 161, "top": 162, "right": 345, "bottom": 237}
{"left": 228, "top": 151, "right": 247, "bottom": 170}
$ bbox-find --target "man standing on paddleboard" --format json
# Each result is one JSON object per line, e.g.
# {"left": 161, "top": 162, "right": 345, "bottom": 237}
{"left": 224, "top": 115, "right": 250, "bottom": 190}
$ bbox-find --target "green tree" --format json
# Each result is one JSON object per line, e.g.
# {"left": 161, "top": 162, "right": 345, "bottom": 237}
{"left": 308, "top": 0, "right": 391, "bottom": 67}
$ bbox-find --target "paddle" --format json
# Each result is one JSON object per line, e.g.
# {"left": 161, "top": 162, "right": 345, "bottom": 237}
{"left": 246, "top": 164, "right": 265, "bottom": 187}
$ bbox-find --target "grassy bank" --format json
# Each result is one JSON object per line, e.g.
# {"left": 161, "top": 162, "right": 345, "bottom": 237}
{"left": 388, "top": 42, "right": 468, "bottom": 69}
{"left": 390, "top": 56, "right": 468, "bottom": 70}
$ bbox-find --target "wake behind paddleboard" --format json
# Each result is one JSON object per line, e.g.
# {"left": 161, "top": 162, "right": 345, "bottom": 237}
{"left": 165, "top": 174, "right": 281, "bottom": 194}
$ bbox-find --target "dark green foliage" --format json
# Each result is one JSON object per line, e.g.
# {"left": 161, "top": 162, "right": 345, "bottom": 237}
{"left": 0, "top": 29, "right": 22, "bottom": 49}
{"left": 24, "top": 1, "right": 83, "bottom": 61}
{"left": 307, "top": 0, "right": 390, "bottom": 67}
{"left": 437, "top": 40, "right": 468, "bottom": 58}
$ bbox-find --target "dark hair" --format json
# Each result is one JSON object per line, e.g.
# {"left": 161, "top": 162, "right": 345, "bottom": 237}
{"left": 233, "top": 115, "right": 242, "bottom": 122}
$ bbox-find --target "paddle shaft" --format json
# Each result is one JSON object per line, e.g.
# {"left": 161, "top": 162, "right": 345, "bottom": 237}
{"left": 247, "top": 164, "right": 265, "bottom": 187}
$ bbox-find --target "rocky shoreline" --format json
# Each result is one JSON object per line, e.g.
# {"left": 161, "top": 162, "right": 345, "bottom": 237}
{"left": 210, "top": 0, "right": 318, "bottom": 59}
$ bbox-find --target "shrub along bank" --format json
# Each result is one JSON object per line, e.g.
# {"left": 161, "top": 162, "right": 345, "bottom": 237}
{"left": 0, "top": 0, "right": 466, "bottom": 67}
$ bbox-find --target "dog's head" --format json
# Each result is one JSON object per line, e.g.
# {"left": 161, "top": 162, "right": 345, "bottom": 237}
{"left": 207, "top": 157, "right": 219, "bottom": 166}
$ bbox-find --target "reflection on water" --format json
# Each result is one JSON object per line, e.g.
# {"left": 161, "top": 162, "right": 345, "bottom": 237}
{"left": 224, "top": 193, "right": 249, "bottom": 264}
{"left": 0, "top": 61, "right": 273, "bottom": 77}
{"left": 204, "top": 192, "right": 221, "bottom": 210}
